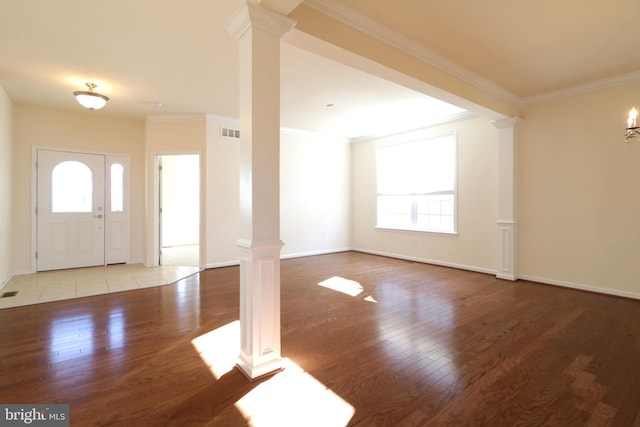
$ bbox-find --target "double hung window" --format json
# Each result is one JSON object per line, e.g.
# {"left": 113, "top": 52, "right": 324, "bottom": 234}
{"left": 376, "top": 132, "right": 456, "bottom": 233}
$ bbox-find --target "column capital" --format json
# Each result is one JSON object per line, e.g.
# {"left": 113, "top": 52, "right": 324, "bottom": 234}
{"left": 493, "top": 116, "right": 522, "bottom": 130}
{"left": 257, "top": 0, "right": 304, "bottom": 15}
{"left": 226, "top": 1, "right": 296, "bottom": 40}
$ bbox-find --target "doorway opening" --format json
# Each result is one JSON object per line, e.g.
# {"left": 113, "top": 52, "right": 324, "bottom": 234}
{"left": 158, "top": 154, "right": 200, "bottom": 267}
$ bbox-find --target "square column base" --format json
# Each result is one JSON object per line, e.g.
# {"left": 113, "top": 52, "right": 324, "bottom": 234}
{"left": 235, "top": 360, "right": 284, "bottom": 382}
{"left": 236, "top": 239, "right": 284, "bottom": 381}
{"left": 497, "top": 221, "right": 517, "bottom": 281}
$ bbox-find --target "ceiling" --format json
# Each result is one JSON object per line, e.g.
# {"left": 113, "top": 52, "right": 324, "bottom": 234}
{"left": 327, "top": 0, "right": 640, "bottom": 100}
{"left": 1, "top": 0, "right": 639, "bottom": 139}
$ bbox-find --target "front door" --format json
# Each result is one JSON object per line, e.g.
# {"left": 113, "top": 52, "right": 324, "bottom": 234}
{"left": 37, "top": 150, "right": 106, "bottom": 271}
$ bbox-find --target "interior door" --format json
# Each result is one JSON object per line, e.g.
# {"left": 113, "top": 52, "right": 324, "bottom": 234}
{"left": 37, "top": 150, "right": 106, "bottom": 271}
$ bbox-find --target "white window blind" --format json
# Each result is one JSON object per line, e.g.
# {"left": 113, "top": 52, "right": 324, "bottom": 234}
{"left": 376, "top": 132, "right": 456, "bottom": 233}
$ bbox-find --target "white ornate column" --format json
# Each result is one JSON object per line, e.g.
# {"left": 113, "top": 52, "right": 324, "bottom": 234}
{"left": 226, "top": 2, "right": 295, "bottom": 380}
{"left": 493, "top": 117, "right": 520, "bottom": 281}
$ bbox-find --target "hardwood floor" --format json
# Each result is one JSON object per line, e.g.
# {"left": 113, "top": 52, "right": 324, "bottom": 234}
{"left": 1, "top": 251, "right": 639, "bottom": 426}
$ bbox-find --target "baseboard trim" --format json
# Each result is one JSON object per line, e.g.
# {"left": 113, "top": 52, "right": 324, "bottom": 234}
{"left": 0, "top": 274, "right": 12, "bottom": 291}
{"left": 351, "top": 247, "right": 497, "bottom": 276}
{"left": 206, "top": 260, "right": 241, "bottom": 269}
{"left": 281, "top": 248, "right": 351, "bottom": 260}
{"left": 518, "top": 274, "right": 640, "bottom": 301}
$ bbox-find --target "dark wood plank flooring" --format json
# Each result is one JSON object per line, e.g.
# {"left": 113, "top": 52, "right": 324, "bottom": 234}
{"left": 1, "top": 252, "right": 639, "bottom": 426}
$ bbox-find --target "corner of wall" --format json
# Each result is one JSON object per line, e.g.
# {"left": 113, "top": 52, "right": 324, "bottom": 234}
{"left": 0, "top": 85, "right": 13, "bottom": 287}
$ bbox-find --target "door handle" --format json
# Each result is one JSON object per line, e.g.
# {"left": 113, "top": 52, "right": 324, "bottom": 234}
{"left": 94, "top": 214, "right": 103, "bottom": 219}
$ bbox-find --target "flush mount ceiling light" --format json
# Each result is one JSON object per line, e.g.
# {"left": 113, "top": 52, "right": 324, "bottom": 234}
{"left": 73, "top": 82, "right": 109, "bottom": 110}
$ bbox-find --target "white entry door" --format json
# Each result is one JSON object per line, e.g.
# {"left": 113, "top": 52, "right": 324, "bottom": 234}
{"left": 37, "top": 150, "right": 106, "bottom": 271}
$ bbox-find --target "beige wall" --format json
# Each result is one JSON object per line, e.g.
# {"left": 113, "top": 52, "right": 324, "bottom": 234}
{"left": 0, "top": 87, "right": 12, "bottom": 286}
{"left": 518, "top": 82, "right": 640, "bottom": 297}
{"left": 351, "top": 116, "right": 498, "bottom": 273}
{"left": 12, "top": 105, "right": 145, "bottom": 272}
{"left": 145, "top": 116, "right": 207, "bottom": 266}
{"left": 6, "top": 79, "right": 640, "bottom": 301}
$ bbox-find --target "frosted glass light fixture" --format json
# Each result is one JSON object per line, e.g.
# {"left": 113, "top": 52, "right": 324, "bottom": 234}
{"left": 73, "top": 82, "right": 109, "bottom": 110}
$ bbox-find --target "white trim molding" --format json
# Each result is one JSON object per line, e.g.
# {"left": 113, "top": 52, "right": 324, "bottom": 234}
{"left": 226, "top": 1, "right": 296, "bottom": 40}
{"left": 304, "top": 0, "right": 519, "bottom": 106}
{"left": 351, "top": 247, "right": 497, "bottom": 276}
{"left": 496, "top": 221, "right": 516, "bottom": 280}
{"left": 493, "top": 118, "right": 521, "bottom": 281}
{"left": 236, "top": 239, "right": 285, "bottom": 380}
{"left": 518, "top": 274, "right": 640, "bottom": 301}
{"left": 305, "top": 0, "right": 640, "bottom": 108}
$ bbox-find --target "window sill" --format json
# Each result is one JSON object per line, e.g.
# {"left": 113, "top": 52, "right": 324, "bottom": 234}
{"left": 375, "top": 226, "right": 458, "bottom": 236}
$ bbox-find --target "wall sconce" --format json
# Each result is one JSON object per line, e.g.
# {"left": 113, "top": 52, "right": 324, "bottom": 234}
{"left": 73, "top": 82, "right": 109, "bottom": 110}
{"left": 626, "top": 107, "right": 639, "bottom": 142}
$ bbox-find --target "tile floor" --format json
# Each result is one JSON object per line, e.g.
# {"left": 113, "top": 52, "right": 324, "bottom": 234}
{"left": 0, "top": 263, "right": 200, "bottom": 309}
{"left": 161, "top": 244, "right": 199, "bottom": 267}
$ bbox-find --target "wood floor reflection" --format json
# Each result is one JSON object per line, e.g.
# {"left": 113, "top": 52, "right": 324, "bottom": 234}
{"left": 1, "top": 252, "right": 639, "bottom": 426}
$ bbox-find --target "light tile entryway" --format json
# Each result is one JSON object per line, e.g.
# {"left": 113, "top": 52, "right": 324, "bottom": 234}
{"left": 0, "top": 264, "right": 200, "bottom": 309}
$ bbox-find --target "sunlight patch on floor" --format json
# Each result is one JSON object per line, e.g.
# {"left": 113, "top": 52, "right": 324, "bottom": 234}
{"left": 191, "top": 320, "right": 240, "bottom": 380}
{"left": 318, "top": 276, "right": 364, "bottom": 297}
{"left": 235, "top": 358, "right": 355, "bottom": 427}
{"left": 192, "top": 322, "right": 354, "bottom": 426}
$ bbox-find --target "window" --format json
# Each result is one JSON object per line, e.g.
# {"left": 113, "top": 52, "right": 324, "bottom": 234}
{"left": 51, "top": 161, "right": 93, "bottom": 213}
{"left": 376, "top": 132, "right": 456, "bottom": 233}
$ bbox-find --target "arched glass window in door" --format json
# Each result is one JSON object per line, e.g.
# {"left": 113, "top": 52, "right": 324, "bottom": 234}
{"left": 110, "top": 163, "right": 124, "bottom": 212}
{"left": 51, "top": 161, "right": 93, "bottom": 213}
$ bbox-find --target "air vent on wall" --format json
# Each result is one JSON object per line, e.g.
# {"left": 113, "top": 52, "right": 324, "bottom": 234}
{"left": 221, "top": 127, "right": 240, "bottom": 139}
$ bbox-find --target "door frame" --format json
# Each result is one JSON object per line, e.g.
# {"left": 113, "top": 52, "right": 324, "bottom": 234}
{"left": 146, "top": 151, "right": 204, "bottom": 269}
{"left": 30, "top": 146, "right": 131, "bottom": 273}
{"left": 158, "top": 154, "right": 201, "bottom": 267}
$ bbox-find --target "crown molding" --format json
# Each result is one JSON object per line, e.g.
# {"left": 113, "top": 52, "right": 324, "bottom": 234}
{"left": 226, "top": 1, "right": 296, "bottom": 40}
{"left": 257, "top": 0, "right": 304, "bottom": 16}
{"left": 281, "top": 126, "right": 351, "bottom": 143}
{"left": 205, "top": 113, "right": 240, "bottom": 125}
{"left": 351, "top": 111, "right": 477, "bottom": 144}
{"left": 304, "top": 0, "right": 520, "bottom": 107}
{"left": 493, "top": 117, "right": 522, "bottom": 129}
{"left": 304, "top": 0, "right": 640, "bottom": 108}
{"left": 521, "top": 70, "right": 640, "bottom": 106}
{"left": 146, "top": 113, "right": 208, "bottom": 123}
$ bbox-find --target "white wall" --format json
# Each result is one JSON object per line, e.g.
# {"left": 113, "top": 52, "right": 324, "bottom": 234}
{"left": 351, "top": 116, "right": 498, "bottom": 273}
{"left": 280, "top": 129, "right": 351, "bottom": 257}
{"left": 205, "top": 118, "right": 241, "bottom": 267}
{"left": 0, "top": 86, "right": 12, "bottom": 287}
{"left": 205, "top": 121, "right": 351, "bottom": 267}
{"left": 12, "top": 105, "right": 145, "bottom": 272}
